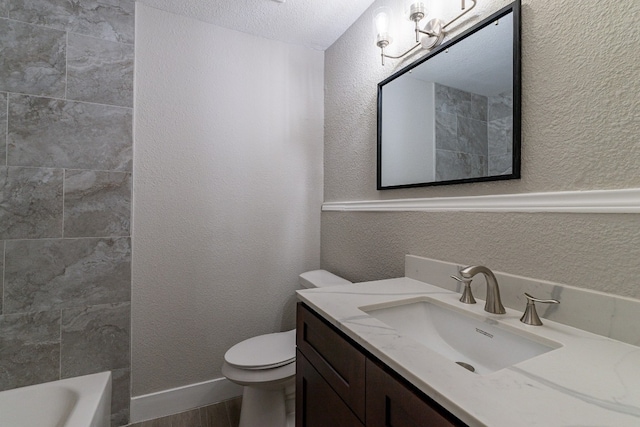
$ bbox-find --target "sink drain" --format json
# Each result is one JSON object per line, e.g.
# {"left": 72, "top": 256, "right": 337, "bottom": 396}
{"left": 456, "top": 361, "right": 475, "bottom": 372}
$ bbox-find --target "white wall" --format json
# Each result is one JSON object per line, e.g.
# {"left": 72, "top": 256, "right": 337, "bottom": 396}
{"left": 133, "top": 4, "right": 324, "bottom": 396}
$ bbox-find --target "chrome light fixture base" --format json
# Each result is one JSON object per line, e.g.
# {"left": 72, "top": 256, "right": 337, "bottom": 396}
{"left": 419, "top": 18, "right": 445, "bottom": 50}
{"left": 375, "top": 0, "right": 477, "bottom": 66}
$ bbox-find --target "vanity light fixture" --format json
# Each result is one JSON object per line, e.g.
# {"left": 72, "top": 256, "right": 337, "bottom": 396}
{"left": 375, "top": 0, "right": 477, "bottom": 65}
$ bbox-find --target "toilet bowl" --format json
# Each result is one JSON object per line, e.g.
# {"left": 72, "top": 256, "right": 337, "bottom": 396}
{"left": 222, "top": 270, "right": 351, "bottom": 427}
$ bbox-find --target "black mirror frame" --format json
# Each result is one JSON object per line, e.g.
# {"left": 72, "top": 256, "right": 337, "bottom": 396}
{"left": 377, "top": 0, "right": 521, "bottom": 190}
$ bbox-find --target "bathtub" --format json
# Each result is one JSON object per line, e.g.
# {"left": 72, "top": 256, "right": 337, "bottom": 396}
{"left": 0, "top": 371, "right": 112, "bottom": 427}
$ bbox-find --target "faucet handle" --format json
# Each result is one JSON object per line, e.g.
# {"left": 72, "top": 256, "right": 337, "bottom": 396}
{"left": 520, "top": 293, "right": 559, "bottom": 326}
{"left": 451, "top": 275, "right": 476, "bottom": 305}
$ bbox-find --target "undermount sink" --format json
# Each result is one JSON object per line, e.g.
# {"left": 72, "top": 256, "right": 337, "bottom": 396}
{"left": 360, "top": 297, "right": 561, "bottom": 375}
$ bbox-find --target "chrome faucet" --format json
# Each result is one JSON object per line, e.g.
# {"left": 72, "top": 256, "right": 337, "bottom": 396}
{"left": 459, "top": 265, "right": 506, "bottom": 314}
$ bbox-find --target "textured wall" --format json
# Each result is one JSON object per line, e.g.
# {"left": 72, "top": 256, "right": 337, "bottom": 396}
{"left": 0, "top": 1, "right": 134, "bottom": 425}
{"left": 322, "top": 0, "right": 640, "bottom": 299}
{"left": 133, "top": 4, "right": 324, "bottom": 396}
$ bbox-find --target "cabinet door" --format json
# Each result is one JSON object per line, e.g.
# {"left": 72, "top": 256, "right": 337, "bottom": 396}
{"left": 297, "top": 303, "right": 366, "bottom": 421}
{"left": 296, "top": 350, "right": 365, "bottom": 427}
{"left": 366, "top": 360, "right": 465, "bottom": 427}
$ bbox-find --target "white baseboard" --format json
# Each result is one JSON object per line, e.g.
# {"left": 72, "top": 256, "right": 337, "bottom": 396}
{"left": 130, "top": 377, "right": 243, "bottom": 423}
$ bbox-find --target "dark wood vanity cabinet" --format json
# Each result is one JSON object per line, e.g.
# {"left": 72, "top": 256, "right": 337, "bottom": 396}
{"left": 296, "top": 303, "right": 466, "bottom": 427}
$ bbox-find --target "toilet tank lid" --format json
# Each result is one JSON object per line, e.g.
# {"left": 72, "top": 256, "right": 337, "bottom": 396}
{"left": 299, "top": 269, "right": 351, "bottom": 288}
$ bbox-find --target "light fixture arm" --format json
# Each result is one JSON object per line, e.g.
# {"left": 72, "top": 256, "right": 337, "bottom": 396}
{"left": 443, "top": 0, "right": 476, "bottom": 31}
{"left": 379, "top": 42, "right": 422, "bottom": 66}
{"left": 415, "top": 20, "right": 439, "bottom": 39}
{"left": 375, "top": 0, "right": 478, "bottom": 66}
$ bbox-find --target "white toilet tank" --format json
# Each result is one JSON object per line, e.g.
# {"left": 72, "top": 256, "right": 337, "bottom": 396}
{"left": 299, "top": 269, "right": 351, "bottom": 289}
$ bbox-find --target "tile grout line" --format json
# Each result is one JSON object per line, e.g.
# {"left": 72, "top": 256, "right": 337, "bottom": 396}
{"left": 0, "top": 15, "right": 134, "bottom": 47}
{"left": 5, "top": 93, "right": 7, "bottom": 167}
{"left": 2, "top": 241, "right": 5, "bottom": 315}
{"left": 0, "top": 235, "right": 131, "bottom": 242}
{"left": 64, "top": 31, "right": 69, "bottom": 101}
{"left": 59, "top": 308, "right": 63, "bottom": 380}
{"left": 1, "top": 164, "right": 132, "bottom": 174}
{"left": 61, "top": 168, "right": 65, "bottom": 238}
{"left": 3, "top": 90, "right": 133, "bottom": 110}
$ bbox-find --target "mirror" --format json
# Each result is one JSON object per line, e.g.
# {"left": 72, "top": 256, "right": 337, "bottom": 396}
{"left": 377, "top": 2, "right": 520, "bottom": 189}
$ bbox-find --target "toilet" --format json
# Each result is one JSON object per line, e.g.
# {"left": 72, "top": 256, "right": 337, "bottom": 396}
{"left": 222, "top": 270, "right": 351, "bottom": 427}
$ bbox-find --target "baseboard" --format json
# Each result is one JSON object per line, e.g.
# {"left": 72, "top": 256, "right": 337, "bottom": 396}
{"left": 130, "top": 377, "right": 243, "bottom": 423}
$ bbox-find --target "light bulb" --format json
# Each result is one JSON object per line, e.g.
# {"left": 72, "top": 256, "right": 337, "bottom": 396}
{"left": 373, "top": 7, "right": 393, "bottom": 47}
{"left": 374, "top": 9, "right": 390, "bottom": 35}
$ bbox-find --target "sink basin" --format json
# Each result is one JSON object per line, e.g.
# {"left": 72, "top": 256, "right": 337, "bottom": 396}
{"left": 361, "top": 297, "right": 561, "bottom": 375}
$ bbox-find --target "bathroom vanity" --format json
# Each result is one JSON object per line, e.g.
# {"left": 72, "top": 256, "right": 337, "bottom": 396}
{"left": 295, "top": 259, "right": 640, "bottom": 426}
{"left": 296, "top": 302, "right": 464, "bottom": 426}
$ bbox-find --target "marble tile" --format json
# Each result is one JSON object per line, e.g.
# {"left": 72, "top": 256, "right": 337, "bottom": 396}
{"left": 67, "top": 33, "right": 134, "bottom": 107}
{"left": 9, "top": 0, "right": 135, "bottom": 44}
{"left": 1, "top": 92, "right": 6, "bottom": 164}
{"left": 111, "top": 368, "right": 130, "bottom": 427}
{"left": 434, "top": 111, "right": 458, "bottom": 151}
{"left": 434, "top": 83, "right": 470, "bottom": 115}
{"left": 468, "top": 93, "right": 488, "bottom": 122}
{"left": 0, "top": 310, "right": 60, "bottom": 391}
{"left": 488, "top": 116, "right": 513, "bottom": 157}
{"left": 457, "top": 115, "right": 488, "bottom": 156}
{"left": 0, "top": 19, "right": 66, "bottom": 97}
{"left": 435, "top": 149, "right": 487, "bottom": 181}
{"left": 4, "top": 237, "right": 131, "bottom": 313}
{"left": 64, "top": 169, "right": 131, "bottom": 238}
{"left": 0, "top": 166, "right": 63, "bottom": 239}
{"left": 61, "top": 302, "right": 130, "bottom": 378}
{"left": 488, "top": 154, "right": 513, "bottom": 176}
{"left": 200, "top": 402, "right": 232, "bottom": 427}
{"left": 488, "top": 90, "right": 513, "bottom": 121}
{"left": 8, "top": 94, "right": 133, "bottom": 171}
{"left": 0, "top": 0, "right": 8, "bottom": 17}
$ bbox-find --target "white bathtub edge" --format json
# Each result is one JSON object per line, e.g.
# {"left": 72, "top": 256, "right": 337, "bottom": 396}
{"left": 130, "top": 377, "right": 243, "bottom": 423}
{"left": 0, "top": 371, "right": 112, "bottom": 427}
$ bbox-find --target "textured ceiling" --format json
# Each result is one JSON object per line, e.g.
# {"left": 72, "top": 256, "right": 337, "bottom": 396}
{"left": 136, "top": 0, "right": 376, "bottom": 51}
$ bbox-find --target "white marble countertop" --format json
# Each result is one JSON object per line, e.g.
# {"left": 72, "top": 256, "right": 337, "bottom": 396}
{"left": 297, "top": 278, "right": 640, "bottom": 427}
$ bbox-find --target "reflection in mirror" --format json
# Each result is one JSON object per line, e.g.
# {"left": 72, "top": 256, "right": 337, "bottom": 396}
{"left": 377, "top": 2, "right": 520, "bottom": 189}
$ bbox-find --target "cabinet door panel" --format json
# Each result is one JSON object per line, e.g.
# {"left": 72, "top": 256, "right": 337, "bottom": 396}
{"left": 366, "top": 360, "right": 464, "bottom": 427}
{"left": 297, "top": 303, "right": 366, "bottom": 421}
{"left": 296, "top": 350, "right": 365, "bottom": 427}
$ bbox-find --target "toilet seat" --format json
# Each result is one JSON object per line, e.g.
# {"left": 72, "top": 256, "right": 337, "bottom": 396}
{"left": 224, "top": 330, "right": 296, "bottom": 370}
{"left": 222, "top": 360, "right": 295, "bottom": 388}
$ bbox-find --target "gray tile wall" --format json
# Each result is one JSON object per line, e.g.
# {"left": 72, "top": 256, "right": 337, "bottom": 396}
{"left": 488, "top": 91, "right": 514, "bottom": 175}
{"left": 434, "top": 83, "right": 489, "bottom": 181}
{"left": 0, "top": 1, "right": 133, "bottom": 426}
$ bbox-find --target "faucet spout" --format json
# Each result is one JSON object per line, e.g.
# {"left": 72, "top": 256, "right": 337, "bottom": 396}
{"left": 460, "top": 265, "right": 506, "bottom": 314}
